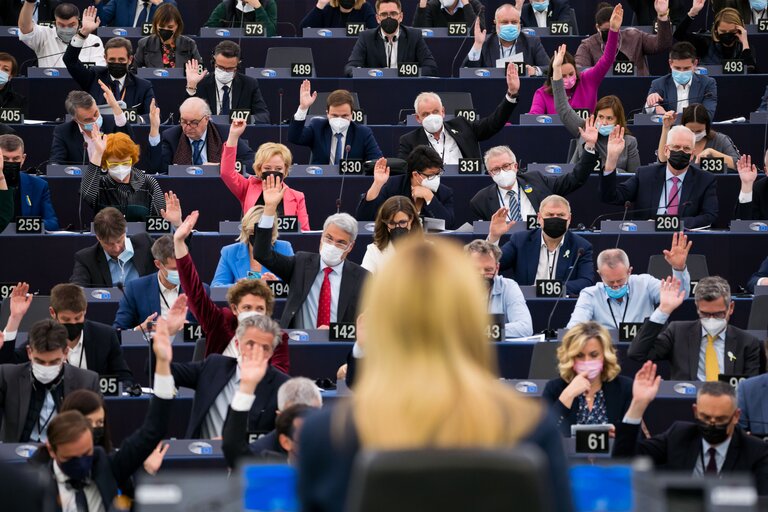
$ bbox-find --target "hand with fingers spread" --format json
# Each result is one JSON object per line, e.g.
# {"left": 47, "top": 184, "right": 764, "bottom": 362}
{"left": 578, "top": 115, "right": 599, "bottom": 148}
{"left": 185, "top": 59, "right": 208, "bottom": 89}
{"left": 688, "top": 0, "right": 705, "bottom": 17}
{"left": 299, "top": 79, "right": 318, "bottom": 110}
{"left": 604, "top": 126, "right": 626, "bottom": 173}
{"left": 625, "top": 361, "right": 662, "bottom": 420}
{"left": 658, "top": 276, "right": 686, "bottom": 315}
{"left": 4, "top": 282, "right": 33, "bottom": 334}
{"left": 737, "top": 154, "right": 759, "bottom": 194}
{"left": 488, "top": 207, "right": 516, "bottom": 244}
{"left": 238, "top": 345, "right": 270, "bottom": 395}
{"left": 173, "top": 211, "right": 199, "bottom": 259}
{"left": 80, "top": 5, "right": 100, "bottom": 36}
{"left": 662, "top": 231, "right": 692, "bottom": 271}
{"left": 365, "top": 157, "right": 390, "bottom": 201}
{"left": 262, "top": 174, "right": 286, "bottom": 215}
{"left": 160, "top": 191, "right": 182, "bottom": 228}
{"left": 165, "top": 294, "right": 188, "bottom": 335}
{"left": 143, "top": 442, "right": 170, "bottom": 475}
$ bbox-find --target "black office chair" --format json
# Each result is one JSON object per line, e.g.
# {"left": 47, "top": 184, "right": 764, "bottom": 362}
{"left": 647, "top": 254, "right": 709, "bottom": 281}
{"left": 346, "top": 446, "right": 555, "bottom": 512}
{"left": 747, "top": 295, "right": 768, "bottom": 331}
{"left": 265, "top": 47, "right": 316, "bottom": 76}
{"left": 191, "top": 338, "right": 207, "bottom": 363}
{"left": 528, "top": 341, "right": 561, "bottom": 380}
{"left": 0, "top": 295, "right": 52, "bottom": 331}
{"left": 307, "top": 91, "right": 363, "bottom": 118}
{"left": 566, "top": 138, "right": 579, "bottom": 162}
{"left": 440, "top": 92, "right": 475, "bottom": 116}
{"left": 568, "top": 8, "right": 580, "bottom": 35}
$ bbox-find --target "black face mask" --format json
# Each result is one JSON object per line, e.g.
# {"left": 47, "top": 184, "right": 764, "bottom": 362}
{"left": 2, "top": 161, "right": 21, "bottom": 187}
{"left": 107, "top": 62, "right": 129, "bottom": 79}
{"left": 697, "top": 418, "right": 731, "bottom": 445}
{"left": 542, "top": 217, "right": 568, "bottom": 239}
{"left": 158, "top": 28, "right": 174, "bottom": 42}
{"left": 92, "top": 426, "right": 105, "bottom": 446}
{"left": 261, "top": 171, "right": 284, "bottom": 184}
{"left": 388, "top": 226, "right": 409, "bottom": 242}
{"left": 339, "top": 0, "right": 355, "bottom": 9}
{"left": 600, "top": 29, "right": 609, "bottom": 43}
{"left": 667, "top": 149, "right": 692, "bottom": 171}
{"left": 63, "top": 322, "right": 85, "bottom": 341}
{"left": 380, "top": 17, "right": 398, "bottom": 35}
{"left": 718, "top": 32, "right": 737, "bottom": 46}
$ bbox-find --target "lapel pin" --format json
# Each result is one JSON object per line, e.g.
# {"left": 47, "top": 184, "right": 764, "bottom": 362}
{"left": 564, "top": 250, "right": 571, "bottom": 259}
{"left": 728, "top": 351, "right": 736, "bottom": 362}
{"left": 451, "top": 129, "right": 458, "bottom": 134}
{"left": 523, "top": 184, "right": 533, "bottom": 194}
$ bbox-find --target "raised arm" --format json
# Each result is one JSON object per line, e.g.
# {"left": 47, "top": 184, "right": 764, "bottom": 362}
{"left": 221, "top": 119, "right": 250, "bottom": 202}
{"left": 18, "top": 0, "right": 36, "bottom": 34}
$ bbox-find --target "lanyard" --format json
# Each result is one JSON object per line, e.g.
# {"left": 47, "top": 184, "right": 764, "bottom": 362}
{"left": 499, "top": 41, "right": 515, "bottom": 59}
{"left": 159, "top": 289, "right": 171, "bottom": 309}
{"left": 606, "top": 290, "right": 631, "bottom": 330}
{"left": 545, "top": 247, "right": 557, "bottom": 279}
{"left": 497, "top": 186, "right": 522, "bottom": 222}
{"left": 36, "top": 394, "right": 57, "bottom": 440}
{"left": 427, "top": 131, "right": 446, "bottom": 162}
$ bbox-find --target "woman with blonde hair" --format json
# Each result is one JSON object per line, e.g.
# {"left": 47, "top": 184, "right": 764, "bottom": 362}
{"left": 543, "top": 321, "right": 633, "bottom": 436}
{"left": 300, "top": 0, "right": 377, "bottom": 29}
{"left": 361, "top": 195, "right": 423, "bottom": 272}
{"left": 298, "top": 238, "right": 572, "bottom": 512}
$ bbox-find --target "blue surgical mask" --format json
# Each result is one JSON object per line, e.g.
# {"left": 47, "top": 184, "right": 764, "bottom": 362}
{"left": 0, "top": 70, "right": 8, "bottom": 86}
{"left": 598, "top": 124, "right": 615, "bottom": 137}
{"left": 498, "top": 23, "right": 520, "bottom": 42}
{"left": 605, "top": 284, "right": 629, "bottom": 300}
{"left": 750, "top": 0, "right": 767, "bottom": 10}
{"left": 165, "top": 269, "right": 180, "bottom": 286}
{"left": 58, "top": 454, "right": 93, "bottom": 482}
{"left": 118, "top": 236, "right": 135, "bottom": 264}
{"left": 532, "top": 1, "right": 549, "bottom": 12}
{"left": 83, "top": 115, "right": 104, "bottom": 132}
{"left": 671, "top": 69, "right": 693, "bottom": 85}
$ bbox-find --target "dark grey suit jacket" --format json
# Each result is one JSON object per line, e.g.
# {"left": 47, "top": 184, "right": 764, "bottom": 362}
{"left": 134, "top": 34, "right": 202, "bottom": 70}
{"left": 69, "top": 233, "right": 156, "bottom": 287}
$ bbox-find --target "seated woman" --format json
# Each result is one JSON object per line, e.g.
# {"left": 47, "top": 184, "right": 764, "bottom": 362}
{"left": 205, "top": 0, "right": 277, "bottom": 36}
{"left": 300, "top": 0, "right": 377, "bottom": 29}
{"left": 528, "top": 3, "right": 621, "bottom": 114}
{"left": 0, "top": 52, "right": 26, "bottom": 110}
{"left": 212, "top": 204, "right": 294, "bottom": 287}
{"left": 134, "top": 4, "right": 202, "bottom": 69}
{"left": 361, "top": 195, "right": 423, "bottom": 273}
{"left": 543, "top": 321, "right": 632, "bottom": 437}
{"left": 552, "top": 45, "right": 640, "bottom": 173}
{"left": 675, "top": 4, "right": 756, "bottom": 73}
{"left": 657, "top": 104, "right": 740, "bottom": 170}
{"left": 222, "top": 119, "right": 310, "bottom": 231}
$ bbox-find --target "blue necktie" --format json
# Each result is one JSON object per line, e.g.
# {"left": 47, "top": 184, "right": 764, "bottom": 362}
{"left": 112, "top": 80, "right": 121, "bottom": 98}
{"left": 220, "top": 85, "right": 230, "bottom": 116}
{"left": 507, "top": 190, "right": 522, "bottom": 221}
{"left": 192, "top": 140, "right": 204, "bottom": 165}
{"left": 136, "top": 1, "right": 150, "bottom": 26}
{"left": 333, "top": 133, "right": 344, "bottom": 165}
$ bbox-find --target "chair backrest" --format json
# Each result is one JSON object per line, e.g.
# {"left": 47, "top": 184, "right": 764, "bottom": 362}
{"left": 566, "top": 138, "right": 578, "bottom": 162}
{"left": 748, "top": 295, "right": 768, "bottom": 331}
{"left": 346, "top": 446, "right": 555, "bottom": 512}
{"left": 265, "top": 47, "right": 316, "bottom": 74}
{"left": 528, "top": 341, "right": 561, "bottom": 380}
{"left": 191, "top": 337, "right": 207, "bottom": 362}
{"left": 307, "top": 91, "right": 363, "bottom": 117}
{"left": 647, "top": 254, "right": 709, "bottom": 281}
{"left": 439, "top": 92, "right": 474, "bottom": 115}
{"left": 568, "top": 8, "right": 579, "bottom": 35}
{"left": 0, "top": 295, "right": 52, "bottom": 332}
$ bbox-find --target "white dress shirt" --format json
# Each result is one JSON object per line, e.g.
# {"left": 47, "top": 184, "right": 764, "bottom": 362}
{"left": 497, "top": 182, "right": 536, "bottom": 220}
{"left": 67, "top": 332, "right": 88, "bottom": 370}
{"left": 19, "top": 24, "right": 106, "bottom": 68}
{"left": 329, "top": 128, "right": 349, "bottom": 164}
{"left": 380, "top": 29, "right": 399, "bottom": 68}
{"left": 134, "top": 0, "right": 152, "bottom": 26}
{"left": 535, "top": 233, "right": 564, "bottom": 281}
{"left": 215, "top": 79, "right": 234, "bottom": 115}
{"left": 752, "top": 8, "right": 767, "bottom": 24}
{"left": 533, "top": 10, "right": 548, "bottom": 27}
{"left": 202, "top": 365, "right": 241, "bottom": 439}
{"left": 158, "top": 274, "right": 179, "bottom": 318}
{"left": 656, "top": 167, "right": 687, "bottom": 215}
{"left": 425, "top": 128, "right": 462, "bottom": 165}
{"left": 675, "top": 82, "right": 691, "bottom": 112}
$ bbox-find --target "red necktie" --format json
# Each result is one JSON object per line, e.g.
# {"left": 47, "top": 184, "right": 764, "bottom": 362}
{"left": 316, "top": 267, "right": 333, "bottom": 327}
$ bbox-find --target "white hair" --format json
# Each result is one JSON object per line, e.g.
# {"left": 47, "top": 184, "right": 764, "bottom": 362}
{"left": 179, "top": 97, "right": 212, "bottom": 117}
{"left": 667, "top": 125, "right": 696, "bottom": 147}
{"left": 540, "top": 194, "right": 571, "bottom": 213}
{"left": 323, "top": 213, "right": 358, "bottom": 241}
{"left": 235, "top": 314, "right": 282, "bottom": 349}
{"left": 483, "top": 146, "right": 517, "bottom": 169}
{"left": 413, "top": 92, "right": 442, "bottom": 113}
{"left": 277, "top": 377, "right": 323, "bottom": 410}
{"left": 597, "top": 249, "right": 630, "bottom": 270}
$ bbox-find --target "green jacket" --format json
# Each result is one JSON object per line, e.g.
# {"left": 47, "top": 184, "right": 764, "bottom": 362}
{"left": 204, "top": 0, "right": 277, "bottom": 37}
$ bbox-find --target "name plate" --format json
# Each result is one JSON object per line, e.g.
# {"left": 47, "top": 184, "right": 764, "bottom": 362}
{"left": 145, "top": 216, "right": 171, "bottom": 234}
{"left": 574, "top": 428, "right": 610, "bottom": 454}
{"left": 447, "top": 22, "right": 468, "bottom": 36}
{"left": 549, "top": 21, "right": 570, "bottom": 35}
{"left": 722, "top": 59, "right": 745, "bottom": 74}
{"left": 0, "top": 108, "right": 23, "bottom": 123}
{"left": 618, "top": 322, "right": 642, "bottom": 342}
{"left": 15, "top": 216, "right": 43, "bottom": 233}
{"left": 346, "top": 22, "right": 365, "bottom": 36}
{"left": 268, "top": 281, "right": 290, "bottom": 299}
{"left": 612, "top": 61, "right": 635, "bottom": 76}
{"left": 277, "top": 215, "right": 299, "bottom": 233}
{"left": 329, "top": 322, "right": 356, "bottom": 341}
{"left": 398, "top": 63, "right": 420, "bottom": 77}
{"left": 183, "top": 323, "right": 204, "bottom": 341}
{"left": 535, "top": 279, "right": 563, "bottom": 297}
{"left": 654, "top": 215, "right": 682, "bottom": 232}
{"left": 244, "top": 22, "right": 265, "bottom": 37}
{"left": 699, "top": 157, "right": 726, "bottom": 174}
{"left": 486, "top": 313, "right": 505, "bottom": 342}
{"left": 99, "top": 375, "right": 119, "bottom": 396}
{"left": 290, "top": 63, "right": 313, "bottom": 77}
{"left": 339, "top": 159, "right": 363, "bottom": 175}
{"left": 457, "top": 158, "right": 482, "bottom": 175}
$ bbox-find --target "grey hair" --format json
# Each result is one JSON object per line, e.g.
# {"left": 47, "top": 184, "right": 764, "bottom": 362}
{"left": 413, "top": 92, "right": 442, "bottom": 113}
{"left": 694, "top": 276, "right": 731, "bottom": 308}
{"left": 483, "top": 146, "right": 517, "bottom": 170}
{"left": 277, "top": 377, "right": 323, "bottom": 410}
{"left": 540, "top": 194, "right": 571, "bottom": 213}
{"left": 235, "top": 314, "right": 282, "bottom": 349}
{"left": 179, "top": 97, "right": 212, "bottom": 117}
{"left": 464, "top": 239, "right": 502, "bottom": 263}
{"left": 697, "top": 381, "right": 736, "bottom": 406}
{"left": 150, "top": 235, "right": 174, "bottom": 263}
{"left": 597, "top": 249, "right": 630, "bottom": 270}
{"left": 65, "top": 90, "right": 95, "bottom": 116}
{"left": 667, "top": 125, "right": 696, "bottom": 147}
{"left": 323, "top": 213, "right": 358, "bottom": 242}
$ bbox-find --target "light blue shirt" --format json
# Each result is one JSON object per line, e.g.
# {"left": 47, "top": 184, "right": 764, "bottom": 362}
{"left": 694, "top": 436, "right": 732, "bottom": 476}
{"left": 488, "top": 275, "right": 533, "bottom": 338}
{"left": 567, "top": 270, "right": 690, "bottom": 329}
{"left": 189, "top": 130, "right": 208, "bottom": 164}
{"left": 104, "top": 236, "right": 139, "bottom": 286}
{"left": 656, "top": 167, "right": 687, "bottom": 215}
{"left": 30, "top": 390, "right": 55, "bottom": 442}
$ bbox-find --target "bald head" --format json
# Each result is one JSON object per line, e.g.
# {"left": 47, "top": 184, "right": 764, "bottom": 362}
{"left": 179, "top": 97, "right": 211, "bottom": 118}
{"left": 179, "top": 97, "right": 211, "bottom": 141}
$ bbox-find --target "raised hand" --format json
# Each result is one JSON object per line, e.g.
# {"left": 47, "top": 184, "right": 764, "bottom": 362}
{"left": 506, "top": 57, "right": 520, "bottom": 96}
{"left": 662, "top": 231, "right": 692, "bottom": 271}
{"left": 299, "top": 79, "right": 317, "bottom": 110}
{"left": 472, "top": 16, "right": 486, "bottom": 49}
{"left": 185, "top": 59, "right": 208, "bottom": 88}
{"left": 97, "top": 79, "right": 118, "bottom": 108}
{"left": 578, "top": 115, "right": 599, "bottom": 148}
{"left": 654, "top": 0, "right": 669, "bottom": 16}
{"left": 165, "top": 294, "right": 188, "bottom": 336}
{"left": 737, "top": 154, "right": 759, "bottom": 192}
{"left": 488, "top": 207, "right": 516, "bottom": 243}
{"left": 152, "top": 317, "right": 174, "bottom": 368}
{"left": 173, "top": 211, "right": 199, "bottom": 244}
{"left": 160, "top": 191, "right": 182, "bottom": 228}
{"left": 244, "top": 0, "right": 262, "bottom": 7}
{"left": 609, "top": 2, "right": 623, "bottom": 31}
{"left": 658, "top": 276, "right": 685, "bottom": 315}
{"left": 149, "top": 98, "right": 161, "bottom": 135}
{"left": 551, "top": 44, "right": 566, "bottom": 80}
{"left": 688, "top": 0, "right": 705, "bottom": 16}
{"left": 228, "top": 118, "right": 247, "bottom": 147}
{"left": 632, "top": 361, "right": 661, "bottom": 405}
{"left": 143, "top": 442, "right": 169, "bottom": 475}
{"left": 238, "top": 344, "right": 270, "bottom": 395}
{"left": 262, "top": 174, "right": 285, "bottom": 211}
{"left": 372, "top": 157, "right": 390, "bottom": 187}
{"left": 9, "top": 282, "right": 33, "bottom": 321}
{"left": 606, "top": 125, "right": 626, "bottom": 160}
{"left": 661, "top": 110, "right": 676, "bottom": 129}
{"left": 80, "top": 5, "right": 100, "bottom": 35}
{"left": 316, "top": 0, "right": 331, "bottom": 7}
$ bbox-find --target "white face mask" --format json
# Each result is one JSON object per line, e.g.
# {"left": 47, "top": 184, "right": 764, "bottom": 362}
{"left": 694, "top": 131, "right": 706, "bottom": 142}
{"left": 320, "top": 242, "right": 346, "bottom": 267}
{"left": 32, "top": 363, "right": 62, "bottom": 384}
{"left": 421, "top": 176, "right": 440, "bottom": 193}
{"left": 491, "top": 168, "right": 517, "bottom": 188}
{"left": 701, "top": 317, "right": 727, "bottom": 337}
{"left": 108, "top": 164, "right": 131, "bottom": 181}
{"left": 236, "top": 1, "right": 255, "bottom": 12}
{"left": 237, "top": 310, "right": 262, "bottom": 323}
{"left": 421, "top": 114, "right": 443, "bottom": 134}
{"left": 215, "top": 67, "right": 235, "bottom": 84}
{"left": 439, "top": 0, "right": 456, "bottom": 7}
{"left": 328, "top": 117, "right": 350, "bottom": 133}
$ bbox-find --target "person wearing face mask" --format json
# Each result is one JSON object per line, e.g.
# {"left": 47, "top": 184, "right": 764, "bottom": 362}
{"left": 93, "top": 0, "right": 176, "bottom": 28}
{"left": 205, "top": 0, "right": 277, "bottom": 35}
{"left": 301, "top": 0, "right": 377, "bottom": 29}
{"left": 629, "top": 276, "right": 761, "bottom": 380}
{"left": 289, "top": 82, "right": 383, "bottom": 166}
{"left": 361, "top": 195, "right": 423, "bottom": 273}
{"left": 134, "top": 3, "right": 201, "bottom": 69}
{"left": 465, "top": 240, "right": 532, "bottom": 339}
{"left": 18, "top": 2, "right": 106, "bottom": 68}
{"left": 0, "top": 53, "right": 26, "bottom": 110}
{"left": 713, "top": 0, "right": 768, "bottom": 24}
{"left": 614, "top": 364, "right": 768, "bottom": 494}
{"left": 602, "top": 124, "right": 719, "bottom": 229}
{"left": 358, "top": 146, "right": 455, "bottom": 228}
{"left": 644, "top": 42, "right": 718, "bottom": 118}
{"left": 567, "top": 235, "right": 692, "bottom": 329}
{"left": 734, "top": 150, "right": 768, "bottom": 220}
{"left": 519, "top": 0, "right": 572, "bottom": 29}
{"left": 543, "top": 321, "right": 632, "bottom": 436}
{"left": 344, "top": 0, "right": 439, "bottom": 77}
{"left": 487, "top": 194, "right": 595, "bottom": 295}
{"left": 0, "top": 319, "right": 99, "bottom": 442}
{"left": 413, "top": 0, "right": 486, "bottom": 31}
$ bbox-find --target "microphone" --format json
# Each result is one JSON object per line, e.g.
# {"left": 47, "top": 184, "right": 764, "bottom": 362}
{"left": 450, "top": 6, "right": 484, "bottom": 77}
{"left": 627, "top": 92, "right": 714, "bottom": 121}
{"left": 277, "top": 88, "right": 284, "bottom": 144}
{"left": 138, "top": 323, "right": 153, "bottom": 389}
{"left": 587, "top": 206, "right": 660, "bottom": 231}
{"left": 613, "top": 201, "right": 631, "bottom": 249}
{"left": 336, "top": 144, "right": 352, "bottom": 214}
{"left": 20, "top": 42, "right": 102, "bottom": 72}
{"left": 717, "top": 116, "right": 746, "bottom": 124}
{"left": 543, "top": 247, "right": 585, "bottom": 339}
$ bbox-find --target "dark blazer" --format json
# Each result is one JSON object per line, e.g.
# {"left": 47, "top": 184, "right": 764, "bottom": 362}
{"left": 461, "top": 32, "right": 550, "bottom": 70}
{"left": 499, "top": 228, "right": 595, "bottom": 295}
{"left": 96, "top": 0, "right": 176, "bottom": 26}
{"left": 520, "top": 0, "right": 571, "bottom": 27}
{"left": 613, "top": 421, "right": 768, "bottom": 495}
{"left": 737, "top": 373, "right": 768, "bottom": 435}
{"left": 628, "top": 319, "right": 762, "bottom": 380}
{"left": 287, "top": 117, "right": 382, "bottom": 165}
{"left": 646, "top": 73, "right": 718, "bottom": 120}
{"left": 222, "top": 411, "right": 286, "bottom": 468}
{"left": 734, "top": 176, "right": 768, "bottom": 221}
{"left": 50, "top": 117, "right": 133, "bottom": 165}
{"left": 542, "top": 375, "right": 633, "bottom": 436}
{"left": 0, "top": 82, "right": 26, "bottom": 111}
{"left": 113, "top": 272, "right": 208, "bottom": 330}
{"left": 344, "top": 25, "right": 439, "bottom": 77}
{"left": 134, "top": 34, "right": 202, "bottom": 70}
{"left": 69, "top": 232, "right": 156, "bottom": 287}
{"left": 470, "top": 149, "right": 597, "bottom": 221}
{"left": 747, "top": 256, "right": 768, "bottom": 294}
{"left": 63, "top": 44, "right": 155, "bottom": 115}
{"left": 0, "top": 320, "right": 133, "bottom": 384}
{"left": 18, "top": 172, "right": 59, "bottom": 231}
{"left": 626, "top": 0, "right": 689, "bottom": 26}
{"left": 413, "top": 0, "right": 486, "bottom": 30}
{"left": 191, "top": 73, "right": 270, "bottom": 123}
{"left": 252, "top": 225, "right": 368, "bottom": 329}
{"left": 300, "top": 2, "right": 377, "bottom": 29}
{"left": 600, "top": 162, "right": 719, "bottom": 229}
{"left": 398, "top": 96, "right": 517, "bottom": 162}
{"left": 355, "top": 173, "right": 455, "bottom": 227}
{"left": 0, "top": 363, "right": 99, "bottom": 442}
{"left": 171, "top": 355, "right": 289, "bottom": 438}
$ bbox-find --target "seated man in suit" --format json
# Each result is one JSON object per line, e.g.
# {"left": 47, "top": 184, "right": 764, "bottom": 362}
{"left": 95, "top": 0, "right": 177, "bottom": 27}
{"left": 614, "top": 363, "right": 768, "bottom": 494}
{"left": 183, "top": 40, "right": 269, "bottom": 123}
{"left": 412, "top": 0, "right": 486, "bottom": 30}
{"left": 1, "top": 282, "right": 134, "bottom": 385}
{"left": 0, "top": 319, "right": 99, "bottom": 442}
{"left": 601, "top": 125, "right": 718, "bottom": 229}
{"left": 746, "top": 255, "right": 768, "bottom": 294}
{"left": 737, "top": 347, "right": 768, "bottom": 435}
{"left": 344, "top": 0, "right": 439, "bottom": 77}
{"left": 70, "top": 207, "right": 156, "bottom": 287}
{"left": 0, "top": 134, "right": 59, "bottom": 230}
{"left": 462, "top": 4, "right": 550, "bottom": 76}
{"left": 629, "top": 276, "right": 761, "bottom": 380}
{"left": 644, "top": 41, "right": 718, "bottom": 119}
{"left": 65, "top": 8, "right": 155, "bottom": 115}
{"left": 470, "top": 143, "right": 597, "bottom": 221}
{"left": 488, "top": 194, "right": 595, "bottom": 295}
{"left": 397, "top": 63, "right": 519, "bottom": 165}
{"left": 734, "top": 152, "right": 768, "bottom": 221}
{"left": 288, "top": 81, "right": 383, "bottom": 165}
{"left": 357, "top": 145, "right": 454, "bottom": 227}
{"left": 148, "top": 97, "right": 255, "bottom": 174}
{"left": 254, "top": 179, "right": 368, "bottom": 329}
{"left": 520, "top": 0, "right": 572, "bottom": 28}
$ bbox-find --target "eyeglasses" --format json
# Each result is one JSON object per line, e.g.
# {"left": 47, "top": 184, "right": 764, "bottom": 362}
{"left": 698, "top": 310, "right": 728, "bottom": 320}
{"left": 418, "top": 170, "right": 444, "bottom": 181}
{"left": 180, "top": 116, "right": 207, "bottom": 128}
{"left": 668, "top": 144, "right": 693, "bottom": 153}
{"left": 488, "top": 163, "right": 515, "bottom": 176}
{"left": 386, "top": 219, "right": 410, "bottom": 229}
{"left": 322, "top": 234, "right": 350, "bottom": 250}
{"left": 106, "top": 160, "right": 132, "bottom": 169}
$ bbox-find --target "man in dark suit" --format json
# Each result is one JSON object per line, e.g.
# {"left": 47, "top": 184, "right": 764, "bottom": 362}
{"left": 0, "top": 283, "right": 133, "bottom": 384}
{"left": 614, "top": 362, "right": 768, "bottom": 494}
{"left": 601, "top": 124, "right": 719, "bottom": 229}
{"left": 737, "top": 367, "right": 768, "bottom": 436}
{"left": 413, "top": 0, "right": 486, "bottom": 30}
{"left": 183, "top": 40, "right": 269, "bottom": 123}
{"left": 746, "top": 256, "right": 768, "bottom": 294}
{"left": 288, "top": 81, "right": 382, "bottom": 165}
{"left": 629, "top": 276, "right": 761, "bottom": 381}
{"left": 470, "top": 142, "right": 597, "bottom": 221}
{"left": 70, "top": 207, "right": 156, "bottom": 287}
{"left": 520, "top": 0, "right": 572, "bottom": 29}
{"left": 95, "top": 0, "right": 176, "bottom": 27}
{"left": 345, "top": 0, "right": 439, "bottom": 77}
{"left": 462, "top": 4, "right": 549, "bottom": 75}
{"left": 734, "top": 152, "right": 768, "bottom": 221}
{"left": 254, "top": 181, "right": 368, "bottom": 329}
{"left": 488, "top": 194, "right": 595, "bottom": 295}
{"left": 397, "top": 62, "right": 519, "bottom": 165}
{"left": 0, "top": 319, "right": 99, "bottom": 442}
{"left": 644, "top": 42, "right": 718, "bottom": 119}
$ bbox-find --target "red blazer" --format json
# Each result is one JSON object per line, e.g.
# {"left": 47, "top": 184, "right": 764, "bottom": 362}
{"left": 220, "top": 144, "right": 311, "bottom": 231}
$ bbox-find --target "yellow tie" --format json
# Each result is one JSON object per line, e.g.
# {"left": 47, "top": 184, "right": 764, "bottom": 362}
{"left": 705, "top": 334, "right": 719, "bottom": 381}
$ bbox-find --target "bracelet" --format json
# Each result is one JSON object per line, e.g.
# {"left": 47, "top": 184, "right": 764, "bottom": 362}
{"left": 76, "top": 30, "right": 88, "bottom": 39}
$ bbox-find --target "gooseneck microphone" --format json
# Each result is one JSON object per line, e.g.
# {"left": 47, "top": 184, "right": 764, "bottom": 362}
{"left": 20, "top": 42, "right": 102, "bottom": 71}
{"left": 336, "top": 144, "right": 352, "bottom": 213}
{"left": 542, "top": 247, "right": 585, "bottom": 339}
